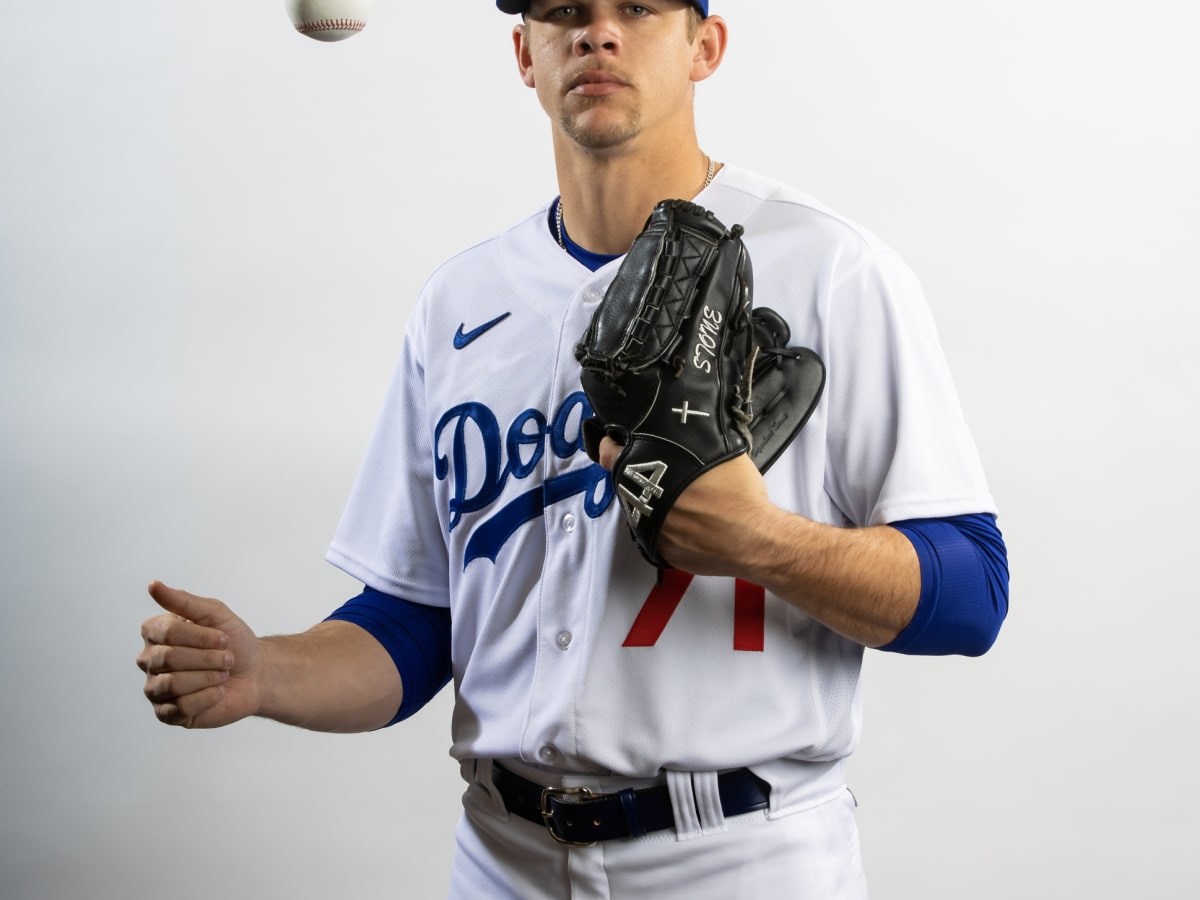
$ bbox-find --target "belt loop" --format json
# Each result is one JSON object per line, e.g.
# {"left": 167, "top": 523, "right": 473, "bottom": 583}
{"left": 691, "top": 771, "right": 728, "bottom": 835}
{"left": 617, "top": 788, "right": 648, "bottom": 839}
{"left": 471, "top": 759, "right": 509, "bottom": 820}
{"left": 666, "top": 770, "right": 703, "bottom": 841}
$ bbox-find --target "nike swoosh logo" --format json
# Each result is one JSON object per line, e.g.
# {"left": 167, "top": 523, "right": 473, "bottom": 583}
{"left": 454, "top": 312, "right": 511, "bottom": 350}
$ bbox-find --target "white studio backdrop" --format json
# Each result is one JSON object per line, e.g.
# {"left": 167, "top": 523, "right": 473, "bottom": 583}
{"left": 1, "top": 2, "right": 1197, "bottom": 898}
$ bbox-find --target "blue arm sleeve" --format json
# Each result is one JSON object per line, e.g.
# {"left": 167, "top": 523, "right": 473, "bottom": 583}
{"left": 325, "top": 587, "right": 453, "bottom": 726}
{"left": 881, "top": 513, "right": 1009, "bottom": 657}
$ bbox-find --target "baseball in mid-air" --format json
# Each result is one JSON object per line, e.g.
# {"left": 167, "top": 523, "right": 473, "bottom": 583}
{"left": 284, "top": 0, "right": 372, "bottom": 42}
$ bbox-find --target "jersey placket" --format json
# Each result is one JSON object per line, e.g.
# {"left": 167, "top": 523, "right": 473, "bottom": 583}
{"left": 520, "top": 271, "right": 615, "bottom": 769}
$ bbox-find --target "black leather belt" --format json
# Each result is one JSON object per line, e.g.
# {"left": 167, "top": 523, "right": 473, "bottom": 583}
{"left": 492, "top": 762, "right": 770, "bottom": 846}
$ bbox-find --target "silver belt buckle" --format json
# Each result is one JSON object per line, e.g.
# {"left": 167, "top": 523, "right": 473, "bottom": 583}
{"left": 539, "top": 786, "right": 598, "bottom": 846}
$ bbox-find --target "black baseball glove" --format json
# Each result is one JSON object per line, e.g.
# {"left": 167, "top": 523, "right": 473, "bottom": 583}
{"left": 575, "top": 199, "right": 825, "bottom": 567}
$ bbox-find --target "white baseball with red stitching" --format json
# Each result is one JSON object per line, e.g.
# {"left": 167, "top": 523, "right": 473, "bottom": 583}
{"left": 284, "top": 0, "right": 372, "bottom": 42}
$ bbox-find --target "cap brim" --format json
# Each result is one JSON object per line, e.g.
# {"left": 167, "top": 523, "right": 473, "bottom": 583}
{"left": 496, "top": 1, "right": 707, "bottom": 14}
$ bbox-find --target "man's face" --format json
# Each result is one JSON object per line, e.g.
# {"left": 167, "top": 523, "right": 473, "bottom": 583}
{"left": 515, "top": 1, "right": 705, "bottom": 152}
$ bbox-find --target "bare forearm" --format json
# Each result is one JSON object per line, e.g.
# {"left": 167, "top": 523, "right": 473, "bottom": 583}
{"left": 657, "top": 456, "right": 920, "bottom": 648}
{"left": 740, "top": 509, "right": 920, "bottom": 647}
{"left": 257, "top": 621, "right": 404, "bottom": 733}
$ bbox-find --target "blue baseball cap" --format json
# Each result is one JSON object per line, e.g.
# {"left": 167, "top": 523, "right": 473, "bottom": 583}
{"left": 496, "top": 1, "right": 709, "bottom": 15}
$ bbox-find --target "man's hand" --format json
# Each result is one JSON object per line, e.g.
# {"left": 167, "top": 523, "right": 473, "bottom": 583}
{"left": 598, "top": 437, "right": 769, "bottom": 576}
{"left": 138, "top": 582, "right": 406, "bottom": 733}
{"left": 137, "top": 582, "right": 263, "bottom": 729}
{"left": 653, "top": 453, "right": 771, "bottom": 576}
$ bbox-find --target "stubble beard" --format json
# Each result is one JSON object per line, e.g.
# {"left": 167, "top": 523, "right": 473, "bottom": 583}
{"left": 558, "top": 103, "right": 643, "bottom": 151}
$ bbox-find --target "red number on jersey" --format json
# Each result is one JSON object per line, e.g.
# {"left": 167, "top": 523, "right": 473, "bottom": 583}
{"left": 622, "top": 571, "right": 766, "bottom": 651}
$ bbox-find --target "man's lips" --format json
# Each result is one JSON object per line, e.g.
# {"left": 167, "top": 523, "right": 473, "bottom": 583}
{"left": 568, "top": 70, "right": 630, "bottom": 96}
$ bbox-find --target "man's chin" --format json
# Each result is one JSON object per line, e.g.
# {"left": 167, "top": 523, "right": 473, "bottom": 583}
{"left": 559, "top": 109, "right": 642, "bottom": 151}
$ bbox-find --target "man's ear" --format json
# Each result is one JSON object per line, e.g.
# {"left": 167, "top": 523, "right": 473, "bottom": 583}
{"left": 690, "top": 15, "right": 728, "bottom": 84}
{"left": 514, "top": 24, "right": 536, "bottom": 88}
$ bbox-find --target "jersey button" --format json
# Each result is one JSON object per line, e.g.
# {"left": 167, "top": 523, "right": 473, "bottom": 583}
{"left": 556, "top": 630, "right": 573, "bottom": 650}
{"left": 562, "top": 513, "right": 576, "bottom": 533}
{"left": 539, "top": 746, "right": 557, "bottom": 762}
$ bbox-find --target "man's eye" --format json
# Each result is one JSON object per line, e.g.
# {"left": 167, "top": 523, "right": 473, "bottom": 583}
{"left": 625, "top": 5, "right": 650, "bottom": 16}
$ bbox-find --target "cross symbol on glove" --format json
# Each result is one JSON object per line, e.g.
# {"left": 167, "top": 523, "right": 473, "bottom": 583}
{"left": 672, "top": 400, "right": 712, "bottom": 424}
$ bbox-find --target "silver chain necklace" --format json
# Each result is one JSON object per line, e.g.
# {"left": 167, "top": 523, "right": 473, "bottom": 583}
{"left": 556, "top": 155, "right": 716, "bottom": 252}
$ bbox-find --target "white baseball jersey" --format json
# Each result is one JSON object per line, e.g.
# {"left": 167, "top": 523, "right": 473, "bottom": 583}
{"left": 327, "top": 164, "right": 996, "bottom": 812}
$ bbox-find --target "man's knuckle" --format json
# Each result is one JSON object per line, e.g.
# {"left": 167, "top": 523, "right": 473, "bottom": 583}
{"left": 145, "top": 672, "right": 172, "bottom": 700}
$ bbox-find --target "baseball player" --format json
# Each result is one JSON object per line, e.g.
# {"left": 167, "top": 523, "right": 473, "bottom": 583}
{"left": 138, "top": 2, "right": 1009, "bottom": 897}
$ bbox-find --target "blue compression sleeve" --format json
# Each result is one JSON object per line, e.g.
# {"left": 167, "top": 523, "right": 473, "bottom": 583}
{"left": 325, "top": 587, "right": 452, "bottom": 725}
{"left": 882, "top": 513, "right": 1009, "bottom": 657}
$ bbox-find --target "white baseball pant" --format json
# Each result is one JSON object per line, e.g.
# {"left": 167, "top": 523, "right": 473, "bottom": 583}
{"left": 447, "top": 758, "right": 869, "bottom": 899}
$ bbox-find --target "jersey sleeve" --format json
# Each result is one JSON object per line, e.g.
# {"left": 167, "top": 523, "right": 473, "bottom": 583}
{"left": 326, "top": 313, "right": 452, "bottom": 608}
{"left": 821, "top": 248, "right": 996, "bottom": 527}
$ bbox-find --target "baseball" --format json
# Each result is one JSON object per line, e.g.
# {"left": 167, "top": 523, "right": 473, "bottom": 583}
{"left": 284, "top": 0, "right": 372, "bottom": 42}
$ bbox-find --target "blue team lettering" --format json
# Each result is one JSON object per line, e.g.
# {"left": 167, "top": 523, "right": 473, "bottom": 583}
{"left": 434, "top": 391, "right": 614, "bottom": 565}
